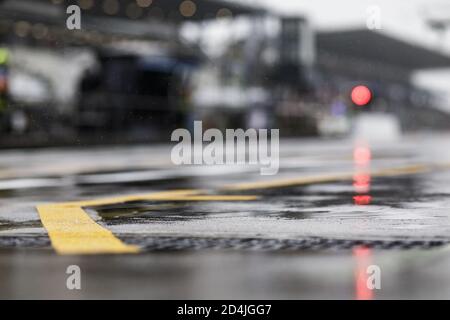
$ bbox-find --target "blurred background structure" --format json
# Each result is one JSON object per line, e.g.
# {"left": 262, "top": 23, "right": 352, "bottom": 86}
{"left": 4, "top": 1, "right": 450, "bottom": 301}
{"left": 1, "top": 0, "right": 450, "bottom": 146}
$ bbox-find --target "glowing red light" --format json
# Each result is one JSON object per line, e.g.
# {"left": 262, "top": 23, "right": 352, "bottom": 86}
{"left": 354, "top": 173, "right": 371, "bottom": 185}
{"left": 353, "top": 173, "right": 371, "bottom": 193}
{"left": 353, "top": 195, "right": 372, "bottom": 206}
{"left": 351, "top": 85, "right": 372, "bottom": 106}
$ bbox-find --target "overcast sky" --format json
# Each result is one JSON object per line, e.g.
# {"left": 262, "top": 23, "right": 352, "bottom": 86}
{"left": 249, "top": 0, "right": 450, "bottom": 47}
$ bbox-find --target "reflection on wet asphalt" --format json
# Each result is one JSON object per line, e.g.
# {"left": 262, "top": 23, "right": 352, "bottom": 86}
{"left": 2, "top": 135, "right": 450, "bottom": 298}
{"left": 83, "top": 173, "right": 450, "bottom": 244}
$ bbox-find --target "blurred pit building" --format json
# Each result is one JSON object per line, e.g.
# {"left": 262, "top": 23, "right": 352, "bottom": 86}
{"left": 0, "top": 0, "right": 450, "bottom": 146}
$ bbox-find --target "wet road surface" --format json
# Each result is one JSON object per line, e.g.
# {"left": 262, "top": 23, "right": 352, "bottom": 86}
{"left": 2, "top": 133, "right": 450, "bottom": 298}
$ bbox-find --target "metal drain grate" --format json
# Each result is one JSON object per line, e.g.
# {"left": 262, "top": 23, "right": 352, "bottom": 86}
{"left": 120, "top": 236, "right": 450, "bottom": 252}
{"left": 0, "top": 235, "right": 447, "bottom": 252}
{"left": 0, "top": 236, "right": 51, "bottom": 248}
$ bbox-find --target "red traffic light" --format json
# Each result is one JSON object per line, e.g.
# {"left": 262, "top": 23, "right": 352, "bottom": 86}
{"left": 351, "top": 85, "right": 372, "bottom": 106}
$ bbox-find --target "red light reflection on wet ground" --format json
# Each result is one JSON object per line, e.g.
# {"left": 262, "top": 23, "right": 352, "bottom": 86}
{"left": 353, "top": 172, "right": 371, "bottom": 194}
{"left": 353, "top": 142, "right": 372, "bottom": 205}
{"left": 353, "top": 245, "right": 374, "bottom": 300}
{"left": 352, "top": 142, "right": 375, "bottom": 299}
{"left": 353, "top": 195, "right": 372, "bottom": 205}
{"left": 353, "top": 145, "right": 371, "bottom": 166}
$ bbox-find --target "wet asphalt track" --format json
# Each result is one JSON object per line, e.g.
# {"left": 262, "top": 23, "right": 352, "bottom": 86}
{"left": 2, "top": 134, "right": 450, "bottom": 298}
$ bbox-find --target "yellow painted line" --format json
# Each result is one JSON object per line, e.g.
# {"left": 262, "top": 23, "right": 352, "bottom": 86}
{"left": 34, "top": 163, "right": 433, "bottom": 255}
{"left": 37, "top": 204, "right": 139, "bottom": 255}
{"left": 224, "top": 173, "right": 353, "bottom": 191}
{"left": 37, "top": 190, "right": 258, "bottom": 255}
{"left": 224, "top": 164, "right": 430, "bottom": 191}
{"left": 0, "top": 169, "right": 17, "bottom": 179}
{"left": 373, "top": 164, "right": 429, "bottom": 177}
{"left": 64, "top": 189, "right": 203, "bottom": 207}
{"left": 151, "top": 195, "right": 258, "bottom": 201}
